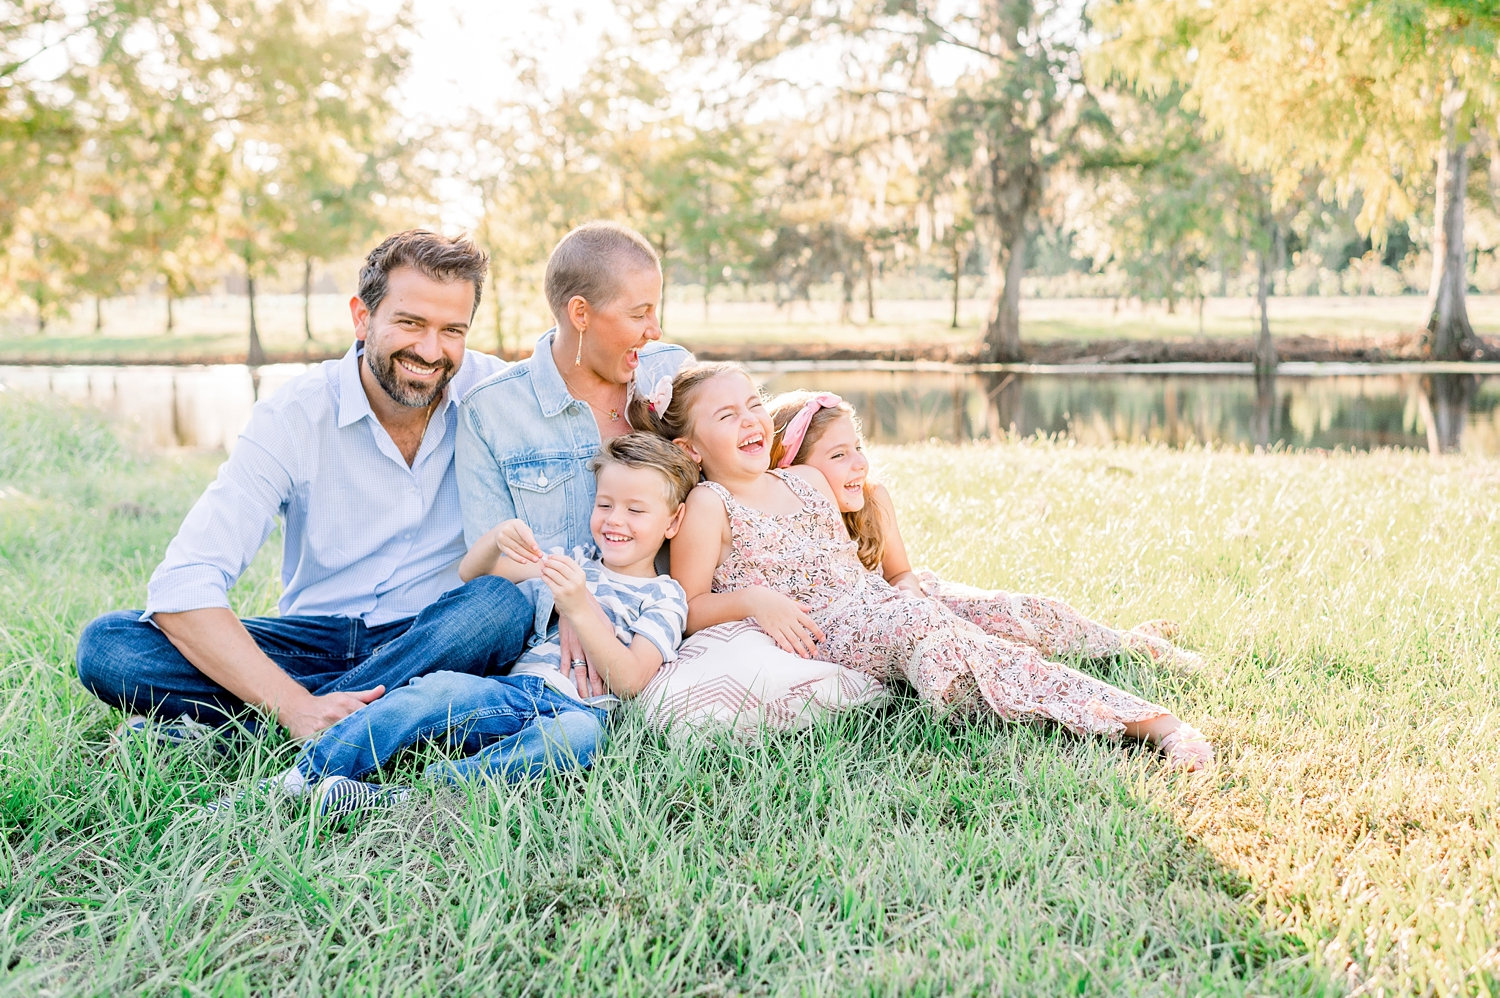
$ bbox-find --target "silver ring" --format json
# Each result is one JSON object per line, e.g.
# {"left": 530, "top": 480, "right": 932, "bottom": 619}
{"left": 570, "top": 659, "right": 587, "bottom": 670}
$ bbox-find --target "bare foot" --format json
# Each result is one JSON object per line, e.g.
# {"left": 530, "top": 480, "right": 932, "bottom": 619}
{"left": 1157, "top": 722, "right": 1214, "bottom": 771}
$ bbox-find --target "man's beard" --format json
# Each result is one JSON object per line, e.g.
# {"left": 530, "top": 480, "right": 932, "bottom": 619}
{"left": 367, "top": 346, "right": 455, "bottom": 408}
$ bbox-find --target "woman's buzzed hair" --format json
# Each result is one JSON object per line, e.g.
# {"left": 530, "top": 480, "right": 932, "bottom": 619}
{"left": 544, "top": 221, "right": 660, "bottom": 323}
{"left": 589, "top": 433, "right": 700, "bottom": 507}
{"left": 357, "top": 229, "right": 488, "bottom": 319}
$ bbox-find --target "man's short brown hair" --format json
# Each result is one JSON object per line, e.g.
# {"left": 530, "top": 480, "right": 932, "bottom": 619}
{"left": 357, "top": 230, "right": 489, "bottom": 319}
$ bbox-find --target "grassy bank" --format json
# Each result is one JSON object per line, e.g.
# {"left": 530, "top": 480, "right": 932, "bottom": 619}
{"left": 3, "top": 294, "right": 1496, "bottom": 366}
{"left": 2, "top": 397, "right": 1498, "bottom": 994}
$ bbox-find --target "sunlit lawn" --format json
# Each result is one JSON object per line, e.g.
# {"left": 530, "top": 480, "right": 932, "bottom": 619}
{"left": 2, "top": 396, "right": 1498, "bottom": 993}
{"left": 2, "top": 292, "right": 1494, "bottom": 364}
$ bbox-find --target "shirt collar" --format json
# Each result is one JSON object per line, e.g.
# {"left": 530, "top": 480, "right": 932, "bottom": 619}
{"left": 336, "top": 340, "right": 460, "bottom": 429}
{"left": 529, "top": 328, "right": 580, "bottom": 419}
{"left": 336, "top": 343, "right": 374, "bottom": 429}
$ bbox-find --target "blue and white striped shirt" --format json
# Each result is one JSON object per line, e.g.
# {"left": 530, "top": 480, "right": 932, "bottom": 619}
{"left": 511, "top": 547, "right": 688, "bottom": 708}
{"left": 144, "top": 343, "right": 506, "bottom": 626}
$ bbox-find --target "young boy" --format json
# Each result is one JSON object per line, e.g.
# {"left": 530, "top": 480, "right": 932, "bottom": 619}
{"left": 229, "top": 433, "right": 699, "bottom": 817}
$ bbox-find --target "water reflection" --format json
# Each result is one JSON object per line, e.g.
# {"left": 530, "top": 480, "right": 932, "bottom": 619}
{"left": 2, "top": 363, "right": 1497, "bottom": 456}
{"left": 754, "top": 368, "right": 1500, "bottom": 455}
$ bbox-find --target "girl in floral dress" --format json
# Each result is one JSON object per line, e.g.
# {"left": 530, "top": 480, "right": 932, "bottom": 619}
{"left": 633, "top": 363, "right": 1213, "bottom": 769}
{"left": 766, "top": 390, "right": 1204, "bottom": 673}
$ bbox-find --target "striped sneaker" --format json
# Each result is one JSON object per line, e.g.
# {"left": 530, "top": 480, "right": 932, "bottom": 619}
{"left": 198, "top": 768, "right": 311, "bottom": 816}
{"left": 114, "top": 713, "right": 217, "bottom": 748}
{"left": 314, "top": 776, "right": 412, "bottom": 820}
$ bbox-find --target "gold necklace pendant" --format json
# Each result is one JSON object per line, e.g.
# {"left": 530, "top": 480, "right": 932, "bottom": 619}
{"left": 562, "top": 370, "right": 623, "bottom": 421}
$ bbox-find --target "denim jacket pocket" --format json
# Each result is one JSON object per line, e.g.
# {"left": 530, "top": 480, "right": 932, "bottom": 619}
{"left": 505, "top": 458, "right": 576, "bottom": 549}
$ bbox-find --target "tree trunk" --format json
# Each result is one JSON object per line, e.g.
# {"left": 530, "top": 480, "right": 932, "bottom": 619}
{"left": 33, "top": 235, "right": 45, "bottom": 335}
{"left": 94, "top": 296, "right": 104, "bottom": 334}
{"left": 1254, "top": 234, "right": 1277, "bottom": 382}
{"left": 1426, "top": 80, "right": 1475, "bottom": 361}
{"left": 981, "top": 153, "right": 1037, "bottom": 363}
{"left": 982, "top": 226, "right": 1027, "bottom": 362}
{"left": 838, "top": 270, "right": 853, "bottom": 325}
{"left": 166, "top": 286, "right": 175, "bottom": 335}
{"left": 302, "top": 256, "right": 314, "bottom": 342}
{"left": 864, "top": 250, "right": 875, "bottom": 323}
{"left": 950, "top": 229, "right": 962, "bottom": 329}
{"left": 245, "top": 242, "right": 266, "bottom": 367}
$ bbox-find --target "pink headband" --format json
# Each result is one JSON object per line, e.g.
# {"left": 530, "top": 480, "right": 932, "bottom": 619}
{"left": 775, "top": 393, "right": 843, "bottom": 468}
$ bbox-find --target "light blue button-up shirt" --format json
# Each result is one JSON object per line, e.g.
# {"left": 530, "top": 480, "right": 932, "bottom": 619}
{"left": 456, "top": 330, "right": 691, "bottom": 553}
{"left": 143, "top": 343, "right": 506, "bottom": 626}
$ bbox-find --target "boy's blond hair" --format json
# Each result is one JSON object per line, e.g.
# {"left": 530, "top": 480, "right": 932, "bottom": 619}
{"left": 589, "top": 432, "right": 700, "bottom": 507}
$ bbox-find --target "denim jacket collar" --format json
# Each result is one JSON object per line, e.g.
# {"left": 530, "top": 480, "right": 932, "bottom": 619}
{"left": 529, "top": 329, "right": 580, "bottom": 419}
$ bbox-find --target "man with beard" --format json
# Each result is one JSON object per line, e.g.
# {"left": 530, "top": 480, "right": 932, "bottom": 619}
{"left": 76, "top": 230, "right": 532, "bottom": 743}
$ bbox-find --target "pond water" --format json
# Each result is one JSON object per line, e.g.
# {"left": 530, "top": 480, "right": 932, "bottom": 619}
{"left": 2, "top": 362, "right": 1497, "bottom": 456}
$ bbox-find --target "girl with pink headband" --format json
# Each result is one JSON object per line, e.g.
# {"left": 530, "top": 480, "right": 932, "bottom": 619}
{"left": 632, "top": 363, "right": 1212, "bottom": 771}
{"left": 767, "top": 390, "right": 1204, "bottom": 673}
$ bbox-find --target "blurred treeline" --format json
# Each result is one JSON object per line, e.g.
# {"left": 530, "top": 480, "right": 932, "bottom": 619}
{"left": 3, "top": 0, "right": 1497, "bottom": 362}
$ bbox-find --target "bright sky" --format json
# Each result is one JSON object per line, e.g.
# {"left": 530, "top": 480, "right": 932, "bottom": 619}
{"left": 359, "top": 0, "right": 618, "bottom": 121}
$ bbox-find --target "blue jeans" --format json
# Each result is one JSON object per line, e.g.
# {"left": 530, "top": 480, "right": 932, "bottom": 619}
{"left": 297, "top": 672, "right": 610, "bottom": 784}
{"left": 74, "top": 576, "right": 533, "bottom": 728}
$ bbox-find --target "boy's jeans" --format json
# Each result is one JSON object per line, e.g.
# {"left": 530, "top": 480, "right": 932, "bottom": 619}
{"left": 75, "top": 576, "right": 532, "bottom": 728}
{"left": 297, "top": 671, "right": 610, "bottom": 784}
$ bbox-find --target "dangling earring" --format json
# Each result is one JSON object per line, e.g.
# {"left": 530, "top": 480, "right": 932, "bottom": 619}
{"left": 574, "top": 324, "right": 585, "bottom": 367}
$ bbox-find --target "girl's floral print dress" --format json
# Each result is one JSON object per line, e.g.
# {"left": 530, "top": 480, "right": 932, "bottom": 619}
{"left": 699, "top": 473, "right": 1166, "bottom": 735}
{"left": 919, "top": 574, "right": 1196, "bottom": 668}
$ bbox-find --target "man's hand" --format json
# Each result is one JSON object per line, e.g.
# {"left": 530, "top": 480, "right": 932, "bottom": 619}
{"left": 277, "top": 685, "right": 386, "bottom": 741}
{"left": 744, "top": 588, "right": 825, "bottom": 658}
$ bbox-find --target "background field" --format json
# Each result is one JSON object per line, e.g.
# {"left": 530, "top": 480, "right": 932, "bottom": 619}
{"left": 3, "top": 294, "right": 1497, "bottom": 366}
{"left": 2, "top": 397, "right": 1498, "bottom": 994}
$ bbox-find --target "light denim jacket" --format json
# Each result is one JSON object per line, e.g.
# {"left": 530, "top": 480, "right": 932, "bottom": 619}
{"left": 456, "top": 329, "right": 692, "bottom": 552}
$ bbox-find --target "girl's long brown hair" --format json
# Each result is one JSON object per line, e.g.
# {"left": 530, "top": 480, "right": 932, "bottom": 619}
{"left": 767, "top": 391, "right": 886, "bottom": 571}
{"left": 627, "top": 361, "right": 751, "bottom": 442}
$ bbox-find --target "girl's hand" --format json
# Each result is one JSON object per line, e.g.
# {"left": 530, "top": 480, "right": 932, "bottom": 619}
{"left": 494, "top": 519, "right": 543, "bottom": 564}
{"left": 890, "top": 571, "right": 926, "bottom": 597}
{"left": 745, "top": 587, "right": 825, "bottom": 658}
{"left": 539, "top": 553, "right": 589, "bottom": 613}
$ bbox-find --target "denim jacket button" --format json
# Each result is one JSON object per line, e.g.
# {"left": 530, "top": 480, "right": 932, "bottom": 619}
{"left": 538, "top": 474, "right": 548, "bottom": 487}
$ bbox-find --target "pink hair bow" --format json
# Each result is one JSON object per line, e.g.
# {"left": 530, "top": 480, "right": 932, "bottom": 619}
{"left": 776, "top": 393, "right": 842, "bottom": 468}
{"left": 637, "top": 373, "right": 673, "bottom": 413}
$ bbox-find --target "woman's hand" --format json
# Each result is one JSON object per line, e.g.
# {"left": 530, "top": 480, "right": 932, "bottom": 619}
{"left": 556, "top": 617, "right": 606, "bottom": 699}
{"left": 493, "top": 519, "right": 543, "bottom": 564}
{"left": 745, "top": 587, "right": 825, "bottom": 658}
{"left": 545, "top": 554, "right": 607, "bottom": 697}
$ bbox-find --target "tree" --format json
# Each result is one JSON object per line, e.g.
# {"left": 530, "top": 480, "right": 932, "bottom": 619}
{"left": 1093, "top": 0, "right": 1500, "bottom": 360}
{"left": 666, "top": 0, "right": 1094, "bottom": 361}
{"left": 199, "top": 0, "right": 410, "bottom": 363}
{"left": 1077, "top": 87, "right": 1290, "bottom": 372}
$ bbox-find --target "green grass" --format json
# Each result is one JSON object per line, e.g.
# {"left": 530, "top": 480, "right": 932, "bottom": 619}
{"left": 4, "top": 293, "right": 1495, "bottom": 364}
{"left": 3, "top": 397, "right": 1498, "bottom": 994}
